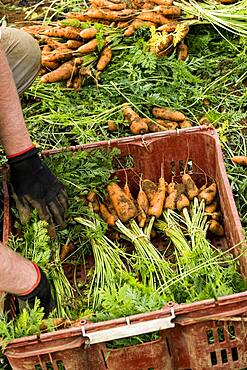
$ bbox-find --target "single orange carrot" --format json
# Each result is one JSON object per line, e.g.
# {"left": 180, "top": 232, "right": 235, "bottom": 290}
{"left": 152, "top": 107, "right": 186, "bottom": 121}
{"left": 155, "top": 119, "right": 178, "bottom": 130}
{"left": 77, "top": 38, "right": 102, "bottom": 54}
{"left": 208, "top": 220, "right": 224, "bottom": 237}
{"left": 198, "top": 183, "right": 217, "bottom": 205}
{"left": 177, "top": 41, "right": 189, "bottom": 61}
{"left": 100, "top": 203, "right": 118, "bottom": 226}
{"left": 157, "top": 21, "right": 178, "bottom": 32}
{"left": 182, "top": 174, "right": 199, "bottom": 200}
{"left": 60, "top": 242, "right": 74, "bottom": 261}
{"left": 107, "top": 183, "right": 137, "bottom": 222}
{"left": 84, "top": 8, "right": 135, "bottom": 21}
{"left": 107, "top": 120, "right": 118, "bottom": 132}
{"left": 205, "top": 201, "right": 218, "bottom": 214}
{"left": 137, "top": 178, "right": 149, "bottom": 228}
{"left": 152, "top": 0, "right": 174, "bottom": 5}
{"left": 137, "top": 181, "right": 149, "bottom": 214}
{"left": 148, "top": 176, "right": 167, "bottom": 218}
{"left": 154, "top": 5, "right": 181, "bottom": 16}
{"left": 79, "top": 27, "right": 98, "bottom": 39}
{"left": 123, "top": 104, "right": 140, "bottom": 122}
{"left": 124, "top": 19, "right": 155, "bottom": 37}
{"left": 90, "top": 0, "right": 127, "bottom": 10}
{"left": 176, "top": 193, "right": 190, "bottom": 211}
{"left": 231, "top": 156, "right": 247, "bottom": 166}
{"left": 41, "top": 61, "right": 75, "bottom": 83}
{"left": 123, "top": 181, "right": 134, "bottom": 201}
{"left": 96, "top": 47, "right": 113, "bottom": 71}
{"left": 87, "top": 190, "right": 97, "bottom": 202}
{"left": 165, "top": 189, "right": 177, "bottom": 210}
{"left": 137, "top": 12, "right": 170, "bottom": 25}
{"left": 130, "top": 118, "right": 149, "bottom": 134}
{"left": 66, "top": 39, "right": 84, "bottom": 49}
{"left": 142, "top": 179, "right": 158, "bottom": 203}
{"left": 41, "top": 60, "right": 60, "bottom": 70}
{"left": 65, "top": 13, "right": 90, "bottom": 22}
{"left": 179, "top": 120, "right": 192, "bottom": 128}
{"left": 42, "top": 49, "right": 73, "bottom": 62}
{"left": 42, "top": 26, "right": 81, "bottom": 40}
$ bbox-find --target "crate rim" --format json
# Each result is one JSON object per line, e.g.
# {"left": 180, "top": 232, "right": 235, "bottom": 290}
{"left": 3, "top": 289, "right": 247, "bottom": 353}
{"left": 40, "top": 125, "right": 215, "bottom": 157}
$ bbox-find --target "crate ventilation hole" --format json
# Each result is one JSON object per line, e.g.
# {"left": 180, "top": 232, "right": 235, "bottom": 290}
{"left": 34, "top": 360, "right": 65, "bottom": 370}
{"left": 170, "top": 159, "right": 193, "bottom": 177}
{"left": 207, "top": 325, "right": 239, "bottom": 366}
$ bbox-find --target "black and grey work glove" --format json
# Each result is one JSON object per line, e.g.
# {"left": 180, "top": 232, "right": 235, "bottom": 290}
{"left": 8, "top": 147, "right": 68, "bottom": 236}
{"left": 17, "top": 265, "right": 54, "bottom": 318}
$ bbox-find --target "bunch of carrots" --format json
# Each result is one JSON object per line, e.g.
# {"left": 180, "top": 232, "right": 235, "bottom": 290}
{"left": 122, "top": 104, "right": 192, "bottom": 134}
{"left": 86, "top": 171, "right": 225, "bottom": 238}
{"left": 22, "top": 22, "right": 114, "bottom": 91}
{"left": 21, "top": 0, "right": 190, "bottom": 90}
{"left": 67, "top": 0, "right": 189, "bottom": 59}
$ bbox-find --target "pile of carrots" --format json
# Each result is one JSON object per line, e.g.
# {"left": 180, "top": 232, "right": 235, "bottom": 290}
{"left": 22, "top": 23, "right": 113, "bottom": 91}
{"left": 86, "top": 173, "right": 225, "bottom": 237}
{"left": 21, "top": 0, "right": 190, "bottom": 90}
{"left": 122, "top": 104, "right": 192, "bottom": 134}
{"left": 67, "top": 0, "right": 189, "bottom": 59}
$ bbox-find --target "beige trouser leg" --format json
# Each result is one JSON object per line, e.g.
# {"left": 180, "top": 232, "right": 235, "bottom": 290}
{"left": 0, "top": 27, "right": 41, "bottom": 95}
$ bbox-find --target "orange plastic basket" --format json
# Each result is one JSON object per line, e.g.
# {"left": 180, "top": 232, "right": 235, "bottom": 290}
{"left": 3, "top": 127, "right": 247, "bottom": 370}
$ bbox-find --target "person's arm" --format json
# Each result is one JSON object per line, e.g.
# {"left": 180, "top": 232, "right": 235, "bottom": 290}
{"left": 0, "top": 241, "right": 37, "bottom": 294}
{"left": 0, "top": 47, "right": 32, "bottom": 156}
{"left": 0, "top": 47, "right": 68, "bottom": 233}
{"left": 0, "top": 242, "right": 52, "bottom": 316}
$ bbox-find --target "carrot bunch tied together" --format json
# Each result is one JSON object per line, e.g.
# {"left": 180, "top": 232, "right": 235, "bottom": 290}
{"left": 122, "top": 103, "right": 192, "bottom": 135}
{"left": 84, "top": 175, "right": 225, "bottom": 293}
{"left": 86, "top": 169, "right": 225, "bottom": 238}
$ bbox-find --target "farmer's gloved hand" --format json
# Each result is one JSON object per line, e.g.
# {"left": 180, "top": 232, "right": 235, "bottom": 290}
{"left": 17, "top": 264, "right": 54, "bottom": 318}
{"left": 8, "top": 146, "right": 68, "bottom": 236}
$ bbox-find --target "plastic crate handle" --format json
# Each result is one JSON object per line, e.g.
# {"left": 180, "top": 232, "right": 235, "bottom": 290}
{"left": 81, "top": 308, "right": 175, "bottom": 345}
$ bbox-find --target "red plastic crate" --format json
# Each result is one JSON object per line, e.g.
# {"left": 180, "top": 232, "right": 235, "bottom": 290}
{"left": 3, "top": 126, "right": 247, "bottom": 370}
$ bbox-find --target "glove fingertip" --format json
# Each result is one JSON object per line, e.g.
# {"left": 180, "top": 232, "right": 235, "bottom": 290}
{"left": 47, "top": 224, "right": 57, "bottom": 239}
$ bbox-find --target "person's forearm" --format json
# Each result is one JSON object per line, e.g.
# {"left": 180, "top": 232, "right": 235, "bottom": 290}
{"left": 0, "top": 47, "right": 32, "bottom": 156}
{"left": 0, "top": 242, "right": 37, "bottom": 294}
